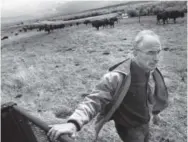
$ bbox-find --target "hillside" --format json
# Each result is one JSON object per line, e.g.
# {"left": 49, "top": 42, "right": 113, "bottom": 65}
{"left": 1, "top": 13, "right": 187, "bottom": 142}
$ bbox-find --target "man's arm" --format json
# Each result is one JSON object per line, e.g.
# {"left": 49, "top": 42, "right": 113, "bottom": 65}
{"left": 151, "top": 69, "right": 169, "bottom": 125}
{"left": 47, "top": 72, "right": 122, "bottom": 141}
{"left": 67, "top": 72, "right": 121, "bottom": 130}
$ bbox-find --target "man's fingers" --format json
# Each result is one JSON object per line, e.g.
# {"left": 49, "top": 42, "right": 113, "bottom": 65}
{"left": 47, "top": 127, "right": 57, "bottom": 141}
{"left": 51, "top": 130, "right": 58, "bottom": 141}
{"left": 48, "top": 128, "right": 71, "bottom": 141}
{"left": 47, "top": 123, "right": 76, "bottom": 141}
{"left": 48, "top": 125, "right": 53, "bottom": 128}
{"left": 47, "top": 128, "right": 53, "bottom": 137}
{"left": 54, "top": 131, "right": 62, "bottom": 140}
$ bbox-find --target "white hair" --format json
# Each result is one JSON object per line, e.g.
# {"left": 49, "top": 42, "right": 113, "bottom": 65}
{"left": 133, "top": 30, "right": 161, "bottom": 50}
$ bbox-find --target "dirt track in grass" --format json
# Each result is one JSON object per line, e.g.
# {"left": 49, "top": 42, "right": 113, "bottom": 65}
{"left": 1, "top": 15, "right": 187, "bottom": 142}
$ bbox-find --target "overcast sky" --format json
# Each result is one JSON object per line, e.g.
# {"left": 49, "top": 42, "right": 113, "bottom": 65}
{"left": 1, "top": 0, "right": 66, "bottom": 18}
{"left": 1, "top": 0, "right": 132, "bottom": 18}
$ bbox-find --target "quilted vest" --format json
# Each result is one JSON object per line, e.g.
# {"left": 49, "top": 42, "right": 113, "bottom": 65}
{"left": 113, "top": 60, "right": 150, "bottom": 127}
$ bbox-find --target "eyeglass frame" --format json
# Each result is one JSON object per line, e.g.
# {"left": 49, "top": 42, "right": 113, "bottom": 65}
{"left": 136, "top": 49, "right": 161, "bottom": 56}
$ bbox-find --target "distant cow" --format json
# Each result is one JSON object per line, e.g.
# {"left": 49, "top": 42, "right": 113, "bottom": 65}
{"left": 103, "top": 18, "right": 115, "bottom": 28}
{"left": 102, "top": 19, "right": 109, "bottom": 28}
{"left": 108, "top": 19, "right": 115, "bottom": 28}
{"left": 92, "top": 19, "right": 116, "bottom": 30}
{"left": 76, "top": 22, "right": 80, "bottom": 26}
{"left": 1, "top": 36, "right": 8, "bottom": 40}
{"left": 38, "top": 26, "right": 44, "bottom": 31}
{"left": 84, "top": 20, "right": 91, "bottom": 26}
{"left": 157, "top": 9, "right": 185, "bottom": 24}
{"left": 157, "top": 11, "right": 169, "bottom": 24}
{"left": 45, "top": 27, "right": 51, "bottom": 33}
{"left": 110, "top": 17, "right": 118, "bottom": 23}
{"left": 92, "top": 20, "right": 104, "bottom": 30}
{"left": 60, "top": 24, "right": 65, "bottom": 29}
{"left": 23, "top": 27, "right": 27, "bottom": 32}
{"left": 28, "top": 26, "right": 33, "bottom": 30}
{"left": 44, "top": 25, "right": 51, "bottom": 34}
{"left": 167, "top": 10, "right": 184, "bottom": 23}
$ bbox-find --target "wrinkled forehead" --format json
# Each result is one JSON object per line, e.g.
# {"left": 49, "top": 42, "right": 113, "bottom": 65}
{"left": 140, "top": 35, "right": 161, "bottom": 52}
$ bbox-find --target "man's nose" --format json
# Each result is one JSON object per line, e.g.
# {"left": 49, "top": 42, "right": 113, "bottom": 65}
{"left": 153, "top": 54, "right": 159, "bottom": 62}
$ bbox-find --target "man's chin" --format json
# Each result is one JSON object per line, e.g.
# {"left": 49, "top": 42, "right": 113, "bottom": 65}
{"left": 149, "top": 65, "right": 157, "bottom": 71}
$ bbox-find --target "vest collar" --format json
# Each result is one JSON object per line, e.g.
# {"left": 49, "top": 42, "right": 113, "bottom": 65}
{"left": 111, "top": 58, "right": 153, "bottom": 76}
{"left": 109, "top": 58, "right": 160, "bottom": 79}
{"left": 111, "top": 58, "right": 131, "bottom": 75}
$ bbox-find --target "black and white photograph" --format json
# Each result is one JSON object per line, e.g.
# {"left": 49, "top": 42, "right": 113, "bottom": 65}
{"left": 1, "top": 0, "right": 187, "bottom": 142}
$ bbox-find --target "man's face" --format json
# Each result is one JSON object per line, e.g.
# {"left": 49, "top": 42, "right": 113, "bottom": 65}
{"left": 134, "top": 36, "right": 161, "bottom": 71}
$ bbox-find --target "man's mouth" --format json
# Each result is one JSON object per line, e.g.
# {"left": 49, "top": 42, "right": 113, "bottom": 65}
{"left": 150, "top": 63, "right": 157, "bottom": 67}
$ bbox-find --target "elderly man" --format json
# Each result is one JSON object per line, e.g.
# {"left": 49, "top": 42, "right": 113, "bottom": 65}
{"left": 47, "top": 30, "right": 168, "bottom": 142}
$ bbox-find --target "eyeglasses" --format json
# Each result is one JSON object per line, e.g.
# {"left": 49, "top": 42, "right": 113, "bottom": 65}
{"left": 137, "top": 49, "right": 161, "bottom": 56}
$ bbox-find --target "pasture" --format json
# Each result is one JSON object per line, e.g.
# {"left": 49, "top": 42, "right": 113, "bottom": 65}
{"left": 1, "top": 15, "right": 187, "bottom": 142}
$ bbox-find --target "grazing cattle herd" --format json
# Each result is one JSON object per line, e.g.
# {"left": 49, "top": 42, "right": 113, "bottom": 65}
{"left": 157, "top": 9, "right": 185, "bottom": 24}
{"left": 33, "top": 16, "right": 119, "bottom": 32}
{"left": 1, "top": 8, "right": 186, "bottom": 41}
{"left": 1, "top": 36, "right": 8, "bottom": 40}
{"left": 17, "top": 16, "right": 119, "bottom": 35}
{"left": 91, "top": 17, "right": 118, "bottom": 30}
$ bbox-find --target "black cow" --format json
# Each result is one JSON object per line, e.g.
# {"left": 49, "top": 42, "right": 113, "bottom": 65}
{"left": 167, "top": 10, "right": 184, "bottom": 23}
{"left": 103, "top": 18, "right": 115, "bottom": 28}
{"left": 44, "top": 25, "right": 51, "bottom": 34}
{"left": 92, "top": 20, "right": 104, "bottom": 30}
{"left": 1, "top": 36, "right": 8, "bottom": 40}
{"left": 157, "top": 11, "right": 169, "bottom": 24}
{"left": 157, "top": 9, "right": 185, "bottom": 24}
{"left": 53, "top": 25, "right": 57, "bottom": 30}
{"left": 110, "top": 17, "right": 118, "bottom": 23}
{"left": 28, "top": 26, "right": 33, "bottom": 30}
{"left": 61, "top": 24, "right": 65, "bottom": 29}
{"left": 92, "top": 18, "right": 116, "bottom": 30}
{"left": 23, "top": 27, "right": 27, "bottom": 32}
{"left": 102, "top": 19, "right": 109, "bottom": 28}
{"left": 45, "top": 27, "right": 50, "bottom": 33}
{"left": 108, "top": 19, "right": 115, "bottom": 28}
{"left": 76, "top": 22, "right": 80, "bottom": 26}
{"left": 38, "top": 26, "right": 44, "bottom": 31}
{"left": 84, "top": 20, "right": 91, "bottom": 26}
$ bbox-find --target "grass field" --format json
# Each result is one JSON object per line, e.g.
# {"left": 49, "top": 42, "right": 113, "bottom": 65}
{"left": 1, "top": 15, "right": 187, "bottom": 142}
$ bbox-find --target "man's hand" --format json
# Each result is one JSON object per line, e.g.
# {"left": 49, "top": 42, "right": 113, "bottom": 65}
{"left": 47, "top": 122, "right": 77, "bottom": 141}
{"left": 152, "top": 115, "right": 160, "bottom": 125}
